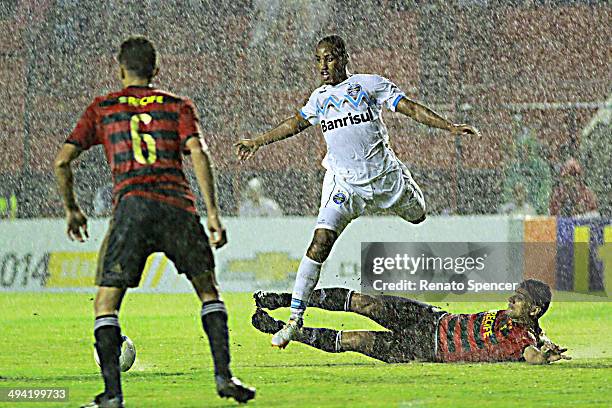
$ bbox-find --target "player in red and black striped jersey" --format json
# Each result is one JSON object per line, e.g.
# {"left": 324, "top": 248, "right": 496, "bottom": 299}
{"left": 437, "top": 308, "right": 534, "bottom": 362}
{"left": 67, "top": 87, "right": 200, "bottom": 213}
{"left": 54, "top": 37, "right": 254, "bottom": 408}
{"left": 252, "top": 279, "right": 570, "bottom": 365}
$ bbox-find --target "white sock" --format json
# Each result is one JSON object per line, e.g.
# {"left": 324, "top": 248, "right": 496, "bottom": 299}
{"left": 289, "top": 256, "right": 322, "bottom": 321}
{"left": 344, "top": 290, "right": 354, "bottom": 312}
{"left": 335, "top": 331, "right": 343, "bottom": 352}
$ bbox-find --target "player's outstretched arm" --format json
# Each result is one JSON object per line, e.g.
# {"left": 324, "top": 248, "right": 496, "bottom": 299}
{"left": 187, "top": 137, "right": 227, "bottom": 249}
{"left": 54, "top": 143, "right": 88, "bottom": 242}
{"left": 234, "top": 112, "right": 311, "bottom": 161}
{"left": 395, "top": 97, "right": 480, "bottom": 137}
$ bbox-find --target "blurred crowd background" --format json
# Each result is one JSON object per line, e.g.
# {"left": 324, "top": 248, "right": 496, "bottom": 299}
{"left": 0, "top": 0, "right": 609, "bottom": 218}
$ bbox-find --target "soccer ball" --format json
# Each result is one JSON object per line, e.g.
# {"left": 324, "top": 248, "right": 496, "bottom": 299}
{"left": 94, "top": 335, "right": 137, "bottom": 372}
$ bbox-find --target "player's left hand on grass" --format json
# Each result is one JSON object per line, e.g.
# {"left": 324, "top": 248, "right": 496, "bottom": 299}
{"left": 450, "top": 124, "right": 481, "bottom": 137}
{"left": 207, "top": 214, "right": 228, "bottom": 249}
{"left": 66, "top": 209, "right": 88, "bottom": 242}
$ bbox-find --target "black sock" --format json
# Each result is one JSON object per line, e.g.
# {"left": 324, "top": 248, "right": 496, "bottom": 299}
{"left": 308, "top": 288, "right": 352, "bottom": 311}
{"left": 297, "top": 327, "right": 342, "bottom": 353}
{"left": 94, "top": 315, "right": 122, "bottom": 398}
{"left": 200, "top": 301, "right": 232, "bottom": 379}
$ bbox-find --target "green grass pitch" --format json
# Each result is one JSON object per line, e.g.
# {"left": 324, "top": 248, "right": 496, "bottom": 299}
{"left": 1, "top": 293, "right": 610, "bottom": 407}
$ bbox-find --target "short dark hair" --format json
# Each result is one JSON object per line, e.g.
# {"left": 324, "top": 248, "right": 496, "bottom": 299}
{"left": 317, "top": 35, "right": 348, "bottom": 58}
{"left": 519, "top": 279, "right": 552, "bottom": 318}
{"left": 118, "top": 36, "right": 157, "bottom": 79}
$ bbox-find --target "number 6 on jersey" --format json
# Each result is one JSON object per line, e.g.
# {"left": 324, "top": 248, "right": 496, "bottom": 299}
{"left": 130, "top": 113, "right": 156, "bottom": 164}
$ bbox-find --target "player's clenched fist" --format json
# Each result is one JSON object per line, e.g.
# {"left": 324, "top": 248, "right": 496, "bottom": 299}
{"left": 234, "top": 139, "right": 260, "bottom": 161}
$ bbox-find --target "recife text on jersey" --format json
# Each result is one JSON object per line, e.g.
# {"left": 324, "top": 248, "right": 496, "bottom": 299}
{"left": 320, "top": 107, "right": 374, "bottom": 133}
{"left": 481, "top": 311, "right": 497, "bottom": 339}
{"left": 118, "top": 95, "right": 164, "bottom": 107}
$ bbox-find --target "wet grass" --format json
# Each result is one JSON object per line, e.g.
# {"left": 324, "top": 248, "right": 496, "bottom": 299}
{"left": 0, "top": 293, "right": 610, "bottom": 407}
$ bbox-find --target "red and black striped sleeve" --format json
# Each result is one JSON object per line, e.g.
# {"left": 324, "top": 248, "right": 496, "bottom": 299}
{"left": 66, "top": 99, "right": 100, "bottom": 150}
{"left": 178, "top": 99, "right": 205, "bottom": 153}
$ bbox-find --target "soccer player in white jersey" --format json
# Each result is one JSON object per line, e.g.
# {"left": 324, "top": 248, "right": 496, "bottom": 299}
{"left": 235, "top": 35, "right": 480, "bottom": 348}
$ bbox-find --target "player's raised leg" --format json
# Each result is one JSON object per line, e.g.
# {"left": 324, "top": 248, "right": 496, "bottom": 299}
{"left": 271, "top": 170, "right": 361, "bottom": 349}
{"left": 390, "top": 165, "right": 427, "bottom": 225}
{"left": 271, "top": 227, "right": 339, "bottom": 348}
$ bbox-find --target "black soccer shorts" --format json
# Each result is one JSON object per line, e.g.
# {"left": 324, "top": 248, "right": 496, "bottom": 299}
{"left": 96, "top": 195, "right": 215, "bottom": 288}
{"left": 366, "top": 295, "right": 447, "bottom": 362}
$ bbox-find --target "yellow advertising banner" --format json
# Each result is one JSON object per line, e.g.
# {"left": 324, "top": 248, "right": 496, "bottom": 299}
{"left": 47, "top": 252, "right": 170, "bottom": 289}
{"left": 47, "top": 252, "right": 97, "bottom": 288}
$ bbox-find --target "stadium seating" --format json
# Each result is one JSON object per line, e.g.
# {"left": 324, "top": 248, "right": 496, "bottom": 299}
{"left": 1, "top": 2, "right": 608, "bottom": 217}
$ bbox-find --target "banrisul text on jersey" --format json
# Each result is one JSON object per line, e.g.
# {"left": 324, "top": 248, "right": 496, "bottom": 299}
{"left": 320, "top": 107, "right": 374, "bottom": 133}
{"left": 300, "top": 74, "right": 406, "bottom": 185}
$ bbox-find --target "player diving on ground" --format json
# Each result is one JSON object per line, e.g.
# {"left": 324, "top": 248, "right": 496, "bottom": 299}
{"left": 235, "top": 35, "right": 480, "bottom": 348}
{"left": 252, "top": 280, "right": 571, "bottom": 364}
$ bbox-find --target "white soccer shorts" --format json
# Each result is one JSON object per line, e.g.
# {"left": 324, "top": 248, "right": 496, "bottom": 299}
{"left": 315, "top": 164, "right": 426, "bottom": 233}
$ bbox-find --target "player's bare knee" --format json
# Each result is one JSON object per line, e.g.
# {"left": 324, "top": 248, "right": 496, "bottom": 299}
{"left": 306, "top": 229, "right": 338, "bottom": 263}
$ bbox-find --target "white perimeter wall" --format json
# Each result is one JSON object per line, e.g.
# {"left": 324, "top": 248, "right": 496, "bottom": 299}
{"left": 0, "top": 216, "right": 520, "bottom": 293}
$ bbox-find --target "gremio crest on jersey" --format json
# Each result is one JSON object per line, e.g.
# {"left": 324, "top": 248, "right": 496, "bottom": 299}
{"left": 333, "top": 192, "right": 347, "bottom": 205}
{"left": 347, "top": 83, "right": 361, "bottom": 98}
